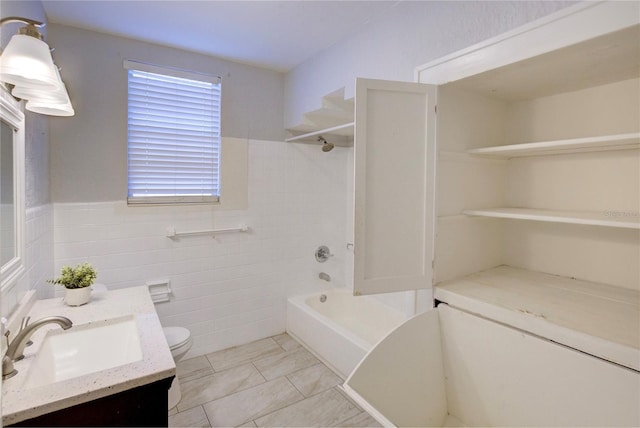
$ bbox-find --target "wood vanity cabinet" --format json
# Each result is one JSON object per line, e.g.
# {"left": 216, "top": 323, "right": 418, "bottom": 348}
{"left": 8, "top": 377, "right": 174, "bottom": 427}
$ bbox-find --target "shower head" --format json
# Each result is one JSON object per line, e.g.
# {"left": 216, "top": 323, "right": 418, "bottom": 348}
{"left": 318, "top": 136, "right": 334, "bottom": 152}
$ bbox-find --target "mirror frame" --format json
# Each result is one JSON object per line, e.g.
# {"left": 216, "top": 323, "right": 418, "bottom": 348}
{"left": 0, "top": 85, "right": 26, "bottom": 292}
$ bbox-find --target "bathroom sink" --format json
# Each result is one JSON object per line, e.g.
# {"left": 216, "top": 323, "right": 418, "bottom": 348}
{"left": 23, "top": 315, "right": 143, "bottom": 389}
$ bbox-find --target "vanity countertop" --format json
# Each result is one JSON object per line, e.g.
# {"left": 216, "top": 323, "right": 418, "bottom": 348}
{"left": 1, "top": 286, "right": 175, "bottom": 425}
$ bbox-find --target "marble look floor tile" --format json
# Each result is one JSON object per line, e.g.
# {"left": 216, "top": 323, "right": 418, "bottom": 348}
{"left": 177, "top": 363, "right": 265, "bottom": 412}
{"left": 169, "top": 405, "right": 211, "bottom": 428}
{"left": 272, "top": 333, "right": 302, "bottom": 351}
{"left": 336, "top": 411, "right": 383, "bottom": 427}
{"left": 203, "top": 377, "right": 303, "bottom": 427}
{"left": 287, "top": 363, "right": 342, "bottom": 397}
{"left": 254, "top": 387, "right": 361, "bottom": 427}
{"left": 238, "top": 422, "right": 257, "bottom": 427}
{"left": 335, "top": 386, "right": 365, "bottom": 409}
{"left": 253, "top": 346, "right": 320, "bottom": 380}
{"left": 176, "top": 355, "right": 214, "bottom": 382}
{"left": 168, "top": 407, "right": 178, "bottom": 416}
{"left": 206, "top": 338, "right": 284, "bottom": 371}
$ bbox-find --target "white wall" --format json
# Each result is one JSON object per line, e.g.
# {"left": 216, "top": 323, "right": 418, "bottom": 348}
{"left": 0, "top": 0, "right": 53, "bottom": 319}
{"left": 7, "top": 14, "right": 350, "bottom": 361}
{"left": 52, "top": 140, "right": 348, "bottom": 358}
{"left": 1, "top": 206, "right": 53, "bottom": 317}
{"left": 42, "top": 21, "right": 350, "bottom": 357}
{"left": 435, "top": 72, "right": 639, "bottom": 290}
{"left": 284, "top": 0, "right": 576, "bottom": 128}
{"left": 2, "top": 0, "right": 584, "bottom": 349}
{"left": 283, "top": 0, "right": 577, "bottom": 313}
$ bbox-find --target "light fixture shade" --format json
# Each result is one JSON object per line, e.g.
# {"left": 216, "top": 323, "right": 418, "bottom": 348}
{"left": 0, "top": 34, "right": 60, "bottom": 90}
{"left": 25, "top": 99, "right": 75, "bottom": 116}
{"left": 19, "top": 66, "right": 75, "bottom": 116}
{"left": 25, "top": 86, "right": 74, "bottom": 117}
{"left": 12, "top": 66, "right": 66, "bottom": 100}
{"left": 11, "top": 84, "right": 67, "bottom": 103}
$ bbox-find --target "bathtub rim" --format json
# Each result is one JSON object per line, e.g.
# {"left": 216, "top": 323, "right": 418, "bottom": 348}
{"left": 286, "top": 288, "right": 408, "bottom": 379}
{"left": 287, "top": 289, "right": 372, "bottom": 354}
{"left": 287, "top": 288, "right": 406, "bottom": 351}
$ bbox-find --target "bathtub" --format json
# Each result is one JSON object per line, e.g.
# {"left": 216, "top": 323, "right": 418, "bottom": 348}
{"left": 286, "top": 288, "right": 406, "bottom": 378}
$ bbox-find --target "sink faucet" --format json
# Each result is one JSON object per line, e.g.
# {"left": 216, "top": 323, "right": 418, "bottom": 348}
{"left": 2, "top": 316, "right": 73, "bottom": 380}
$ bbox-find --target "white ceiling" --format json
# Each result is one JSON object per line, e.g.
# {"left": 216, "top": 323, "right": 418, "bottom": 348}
{"left": 42, "top": 0, "right": 401, "bottom": 72}
{"left": 451, "top": 25, "right": 640, "bottom": 101}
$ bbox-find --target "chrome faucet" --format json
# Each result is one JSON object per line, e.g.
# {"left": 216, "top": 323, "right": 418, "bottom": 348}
{"left": 2, "top": 316, "right": 73, "bottom": 380}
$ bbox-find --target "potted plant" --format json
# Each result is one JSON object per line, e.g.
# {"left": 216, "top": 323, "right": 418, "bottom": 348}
{"left": 48, "top": 262, "right": 97, "bottom": 306}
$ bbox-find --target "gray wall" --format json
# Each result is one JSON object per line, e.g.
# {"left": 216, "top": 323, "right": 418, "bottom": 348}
{"left": 1, "top": 0, "right": 52, "bottom": 318}
{"left": 24, "top": 110, "right": 50, "bottom": 208}
{"left": 1, "top": 0, "right": 50, "bottom": 208}
{"left": 48, "top": 24, "right": 285, "bottom": 203}
{"left": 46, "top": 2, "right": 578, "bottom": 201}
{"left": 284, "top": 0, "right": 577, "bottom": 127}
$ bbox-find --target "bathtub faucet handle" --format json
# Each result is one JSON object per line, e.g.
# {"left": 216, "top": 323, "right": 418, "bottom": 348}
{"left": 315, "top": 246, "right": 333, "bottom": 263}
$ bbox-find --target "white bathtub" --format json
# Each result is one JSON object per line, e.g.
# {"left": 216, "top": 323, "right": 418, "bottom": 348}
{"left": 286, "top": 288, "right": 406, "bottom": 378}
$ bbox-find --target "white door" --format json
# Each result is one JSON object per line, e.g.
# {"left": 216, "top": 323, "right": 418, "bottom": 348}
{"left": 353, "top": 78, "right": 436, "bottom": 295}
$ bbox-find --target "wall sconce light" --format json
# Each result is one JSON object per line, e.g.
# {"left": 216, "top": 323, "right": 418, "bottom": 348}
{"left": 0, "top": 16, "right": 74, "bottom": 116}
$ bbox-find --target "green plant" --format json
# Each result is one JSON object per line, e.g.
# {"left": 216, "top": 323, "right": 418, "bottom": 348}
{"left": 48, "top": 263, "right": 97, "bottom": 289}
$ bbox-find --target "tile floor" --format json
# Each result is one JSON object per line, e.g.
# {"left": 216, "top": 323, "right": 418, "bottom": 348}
{"left": 168, "top": 333, "right": 382, "bottom": 428}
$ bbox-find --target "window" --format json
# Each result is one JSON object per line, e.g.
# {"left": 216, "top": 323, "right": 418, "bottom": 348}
{"left": 125, "top": 60, "right": 221, "bottom": 205}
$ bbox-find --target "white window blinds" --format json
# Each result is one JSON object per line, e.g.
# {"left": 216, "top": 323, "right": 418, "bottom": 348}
{"left": 125, "top": 60, "right": 221, "bottom": 205}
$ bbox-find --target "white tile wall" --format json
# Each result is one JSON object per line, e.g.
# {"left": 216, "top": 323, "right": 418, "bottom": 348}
{"left": 50, "top": 140, "right": 349, "bottom": 358}
{"left": 1, "top": 204, "right": 54, "bottom": 318}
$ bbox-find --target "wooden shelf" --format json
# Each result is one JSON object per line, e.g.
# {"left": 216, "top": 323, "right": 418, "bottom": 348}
{"left": 463, "top": 207, "right": 640, "bottom": 229}
{"left": 468, "top": 132, "right": 640, "bottom": 158}
{"left": 285, "top": 122, "right": 354, "bottom": 144}
{"left": 435, "top": 265, "right": 640, "bottom": 371}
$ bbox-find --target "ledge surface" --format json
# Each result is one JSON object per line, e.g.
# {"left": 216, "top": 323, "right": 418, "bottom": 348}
{"left": 436, "top": 265, "right": 640, "bottom": 371}
{"left": 1, "top": 286, "right": 175, "bottom": 425}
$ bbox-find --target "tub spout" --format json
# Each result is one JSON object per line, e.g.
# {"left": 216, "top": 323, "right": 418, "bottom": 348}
{"left": 319, "top": 272, "right": 331, "bottom": 282}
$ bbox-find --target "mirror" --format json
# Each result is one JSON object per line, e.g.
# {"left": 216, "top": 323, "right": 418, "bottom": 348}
{"left": 0, "top": 87, "right": 25, "bottom": 291}
{"left": 1, "top": 119, "right": 15, "bottom": 265}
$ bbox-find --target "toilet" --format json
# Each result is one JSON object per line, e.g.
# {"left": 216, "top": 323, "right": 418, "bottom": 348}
{"left": 163, "top": 326, "right": 193, "bottom": 409}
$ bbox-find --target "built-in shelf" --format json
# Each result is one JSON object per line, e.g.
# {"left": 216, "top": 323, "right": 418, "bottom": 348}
{"left": 285, "top": 87, "right": 355, "bottom": 146}
{"left": 468, "top": 132, "right": 640, "bottom": 158}
{"left": 285, "top": 122, "right": 354, "bottom": 144}
{"left": 435, "top": 265, "right": 640, "bottom": 371}
{"left": 463, "top": 207, "right": 640, "bottom": 229}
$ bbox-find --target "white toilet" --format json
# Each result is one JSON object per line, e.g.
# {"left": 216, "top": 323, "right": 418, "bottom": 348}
{"left": 163, "top": 326, "right": 193, "bottom": 409}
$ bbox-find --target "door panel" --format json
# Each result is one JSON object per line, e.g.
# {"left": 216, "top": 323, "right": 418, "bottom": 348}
{"left": 343, "top": 309, "right": 447, "bottom": 428}
{"left": 353, "top": 78, "right": 436, "bottom": 295}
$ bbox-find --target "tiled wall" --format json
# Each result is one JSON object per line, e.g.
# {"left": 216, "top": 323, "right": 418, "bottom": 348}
{"left": 50, "top": 140, "right": 349, "bottom": 358}
{"left": 26, "top": 205, "right": 55, "bottom": 301}
{"left": 1, "top": 204, "right": 54, "bottom": 317}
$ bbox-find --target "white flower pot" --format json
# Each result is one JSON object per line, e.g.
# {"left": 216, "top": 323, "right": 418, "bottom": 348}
{"left": 64, "top": 286, "right": 92, "bottom": 306}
